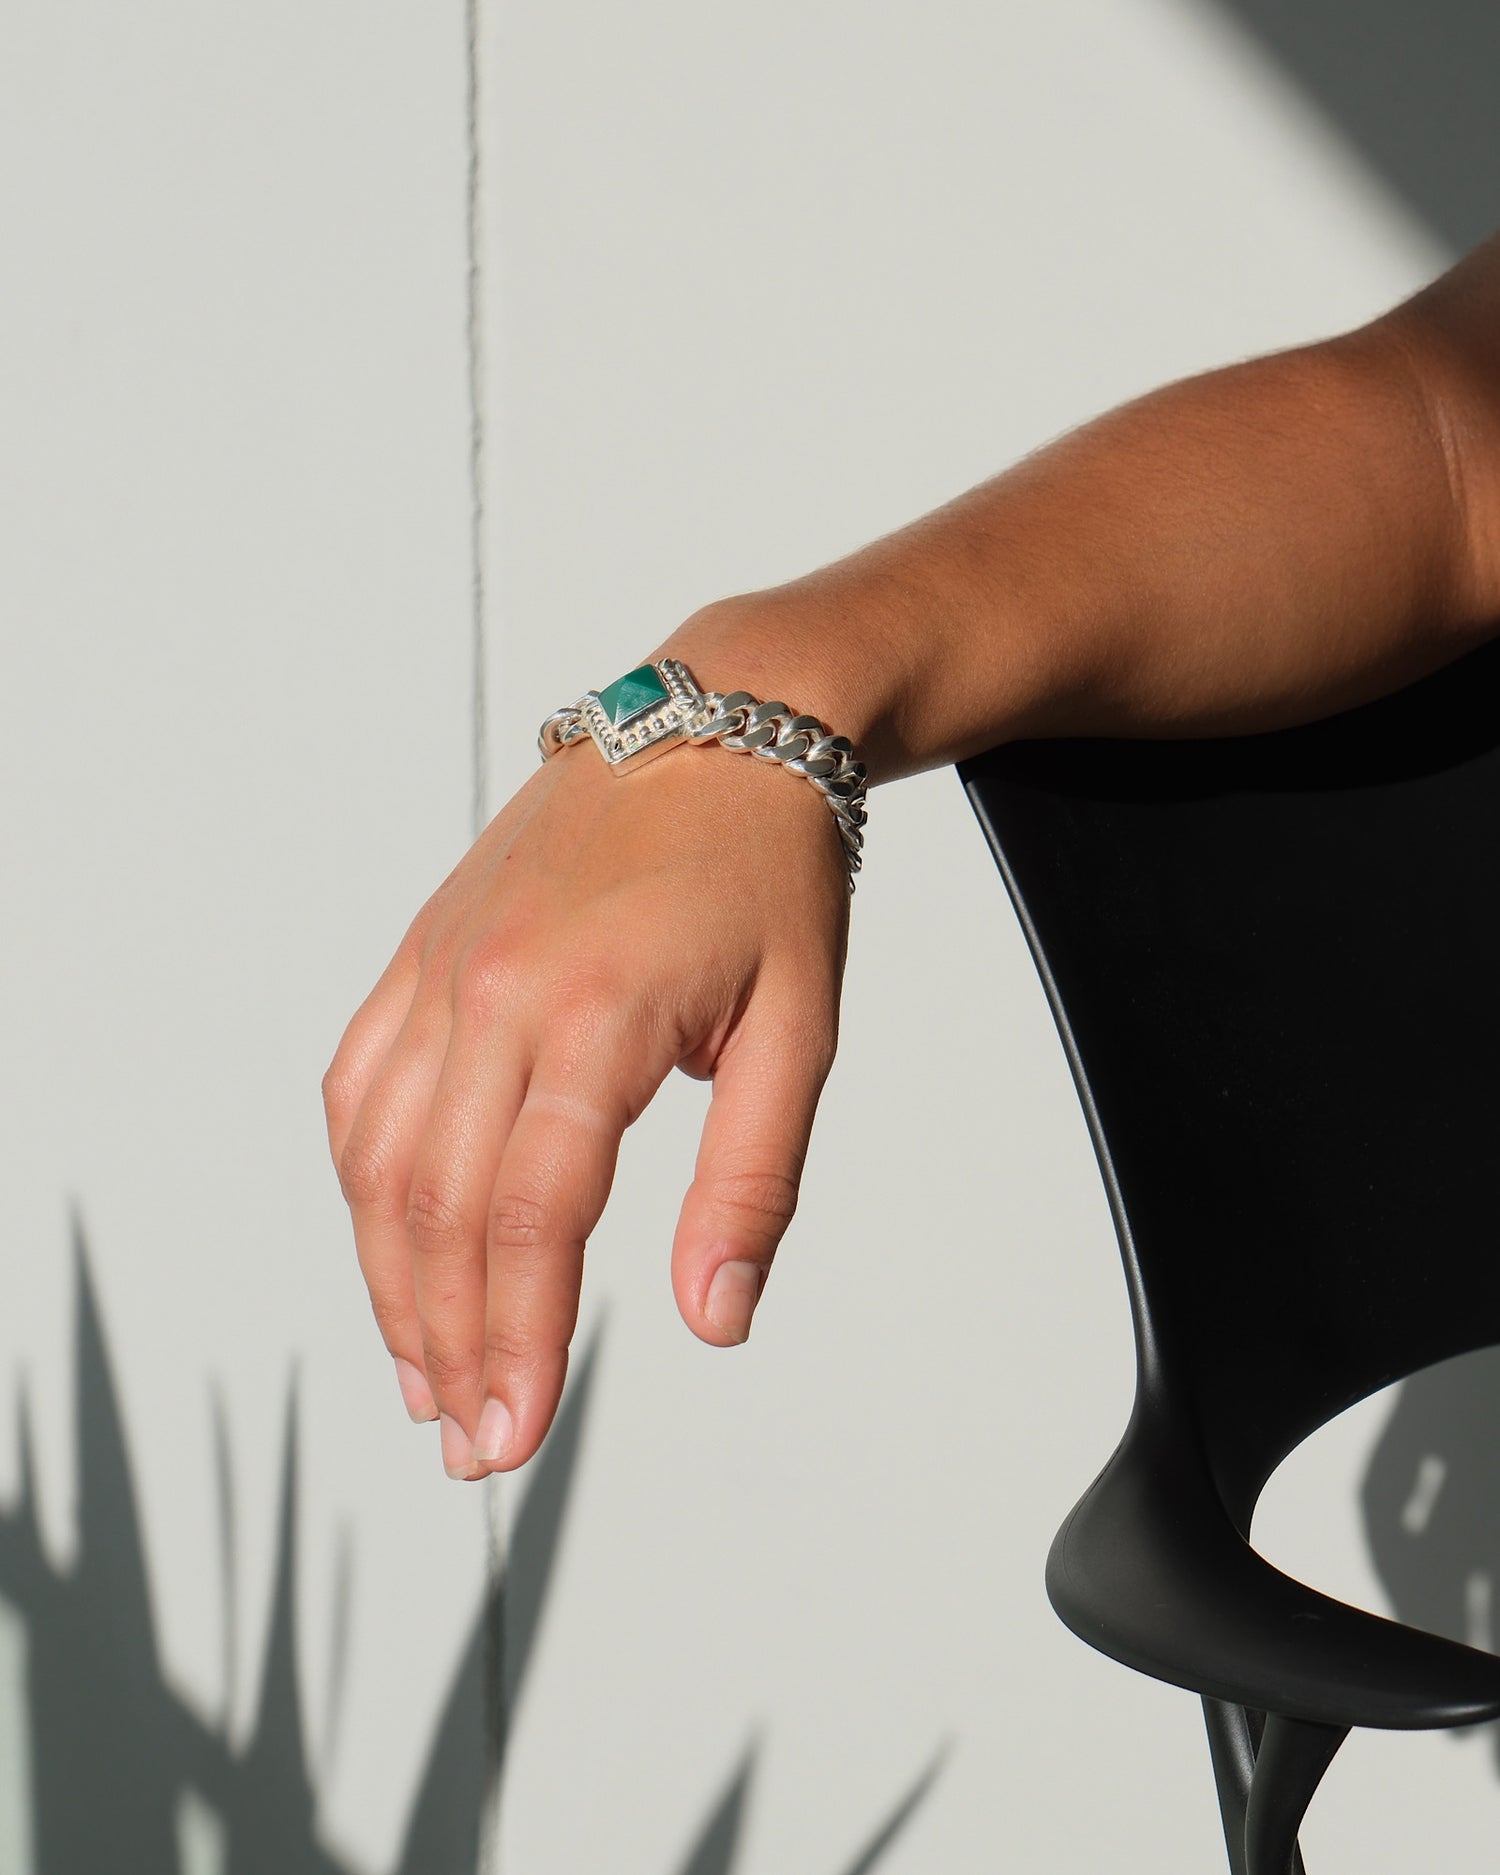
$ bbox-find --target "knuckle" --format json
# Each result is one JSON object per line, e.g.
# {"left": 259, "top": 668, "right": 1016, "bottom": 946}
{"left": 705, "top": 1167, "right": 801, "bottom": 1237}
{"left": 405, "top": 1178, "right": 475, "bottom": 1253}
{"left": 338, "top": 1132, "right": 398, "bottom": 1211}
{"left": 483, "top": 1326, "right": 542, "bottom": 1372}
{"left": 321, "top": 1059, "right": 357, "bottom": 1130}
{"left": 420, "top": 1341, "right": 476, "bottom": 1396}
{"left": 544, "top": 954, "right": 625, "bottom": 1028}
{"left": 546, "top": 984, "right": 647, "bottom": 1085}
{"left": 452, "top": 939, "right": 526, "bottom": 1028}
{"left": 487, "top": 1189, "right": 552, "bottom": 1255}
{"left": 483, "top": 1327, "right": 570, "bottom": 1394}
{"left": 418, "top": 919, "right": 460, "bottom": 986}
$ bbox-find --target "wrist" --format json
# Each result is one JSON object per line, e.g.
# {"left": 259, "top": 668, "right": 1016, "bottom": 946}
{"left": 653, "top": 549, "right": 1054, "bottom": 784}
{"left": 650, "top": 587, "right": 908, "bottom": 786}
{"left": 538, "top": 638, "right": 871, "bottom": 889}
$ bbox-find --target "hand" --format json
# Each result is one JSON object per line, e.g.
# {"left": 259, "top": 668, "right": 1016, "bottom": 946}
{"left": 322, "top": 715, "right": 850, "bottom": 1478}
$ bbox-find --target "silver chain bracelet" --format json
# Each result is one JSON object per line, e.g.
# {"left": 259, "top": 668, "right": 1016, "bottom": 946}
{"left": 537, "top": 656, "right": 868, "bottom": 890}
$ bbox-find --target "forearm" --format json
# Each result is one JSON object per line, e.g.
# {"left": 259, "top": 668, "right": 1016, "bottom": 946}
{"left": 656, "top": 241, "right": 1500, "bottom": 785}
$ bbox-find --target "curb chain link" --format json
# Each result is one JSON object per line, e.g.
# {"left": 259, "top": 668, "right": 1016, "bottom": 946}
{"left": 683, "top": 690, "right": 867, "bottom": 890}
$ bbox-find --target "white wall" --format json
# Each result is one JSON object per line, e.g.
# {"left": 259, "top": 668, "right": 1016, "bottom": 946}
{"left": 0, "top": 7, "right": 483, "bottom": 1871}
{"left": 1, "top": 3, "right": 1487, "bottom": 1873}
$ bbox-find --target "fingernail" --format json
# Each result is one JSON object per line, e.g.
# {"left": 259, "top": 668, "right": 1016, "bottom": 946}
{"left": 705, "top": 1260, "right": 764, "bottom": 1344}
{"left": 394, "top": 1357, "right": 438, "bottom": 1423}
{"left": 440, "top": 1413, "right": 474, "bottom": 1480}
{"left": 473, "top": 1397, "right": 514, "bottom": 1468}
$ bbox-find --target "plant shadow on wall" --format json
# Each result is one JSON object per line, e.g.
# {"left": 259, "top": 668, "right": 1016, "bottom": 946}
{"left": 1363, "top": 1346, "right": 1500, "bottom": 1773}
{"left": 0, "top": 1219, "right": 942, "bottom": 1874}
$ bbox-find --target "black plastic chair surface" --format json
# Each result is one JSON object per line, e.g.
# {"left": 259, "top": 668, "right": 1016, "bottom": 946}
{"left": 959, "top": 637, "right": 1500, "bottom": 1874}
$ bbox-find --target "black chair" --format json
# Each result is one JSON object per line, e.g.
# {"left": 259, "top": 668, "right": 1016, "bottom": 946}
{"left": 959, "top": 639, "right": 1500, "bottom": 1875}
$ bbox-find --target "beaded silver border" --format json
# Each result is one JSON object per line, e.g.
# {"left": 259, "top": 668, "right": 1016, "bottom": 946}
{"left": 538, "top": 658, "right": 707, "bottom": 771}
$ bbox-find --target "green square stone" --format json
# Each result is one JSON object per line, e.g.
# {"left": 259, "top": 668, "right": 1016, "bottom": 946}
{"left": 597, "top": 663, "right": 670, "bottom": 728}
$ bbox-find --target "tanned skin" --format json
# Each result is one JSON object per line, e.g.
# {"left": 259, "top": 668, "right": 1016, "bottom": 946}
{"left": 323, "top": 236, "right": 1500, "bottom": 1481}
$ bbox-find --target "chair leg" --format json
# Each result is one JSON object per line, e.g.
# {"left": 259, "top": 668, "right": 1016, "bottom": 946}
{"left": 1243, "top": 1713, "right": 1348, "bottom": 1875}
{"left": 1204, "top": 1701, "right": 1333, "bottom": 1875}
{"left": 1202, "top": 1699, "right": 1257, "bottom": 1875}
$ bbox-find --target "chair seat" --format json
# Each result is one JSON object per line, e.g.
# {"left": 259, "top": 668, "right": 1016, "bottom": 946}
{"left": 1048, "top": 1408, "right": 1500, "bottom": 1731}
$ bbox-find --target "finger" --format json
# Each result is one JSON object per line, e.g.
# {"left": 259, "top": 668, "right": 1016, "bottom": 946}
{"left": 334, "top": 993, "right": 452, "bottom": 1422}
{"left": 671, "top": 1000, "right": 835, "bottom": 1347}
{"left": 406, "top": 1004, "right": 532, "bottom": 1478}
{"left": 475, "top": 1029, "right": 670, "bottom": 1473}
{"left": 321, "top": 936, "right": 425, "bottom": 1170}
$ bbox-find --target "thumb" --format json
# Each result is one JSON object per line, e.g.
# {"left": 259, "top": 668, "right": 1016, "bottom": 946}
{"left": 672, "top": 999, "right": 835, "bottom": 1346}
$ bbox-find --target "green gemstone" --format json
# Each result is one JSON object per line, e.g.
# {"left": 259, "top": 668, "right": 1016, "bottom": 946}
{"left": 597, "top": 663, "right": 670, "bottom": 728}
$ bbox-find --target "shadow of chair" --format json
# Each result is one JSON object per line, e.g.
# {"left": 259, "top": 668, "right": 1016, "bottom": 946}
{"left": 959, "top": 638, "right": 1500, "bottom": 1874}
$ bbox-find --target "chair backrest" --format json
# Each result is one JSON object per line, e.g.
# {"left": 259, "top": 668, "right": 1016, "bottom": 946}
{"left": 960, "top": 640, "right": 1500, "bottom": 1533}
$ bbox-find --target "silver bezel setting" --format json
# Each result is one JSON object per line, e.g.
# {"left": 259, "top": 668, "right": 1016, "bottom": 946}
{"left": 579, "top": 658, "right": 708, "bottom": 771}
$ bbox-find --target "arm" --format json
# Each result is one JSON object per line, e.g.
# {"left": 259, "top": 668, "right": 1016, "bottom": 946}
{"left": 656, "top": 234, "right": 1500, "bottom": 783}
{"left": 324, "top": 239, "right": 1500, "bottom": 1480}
